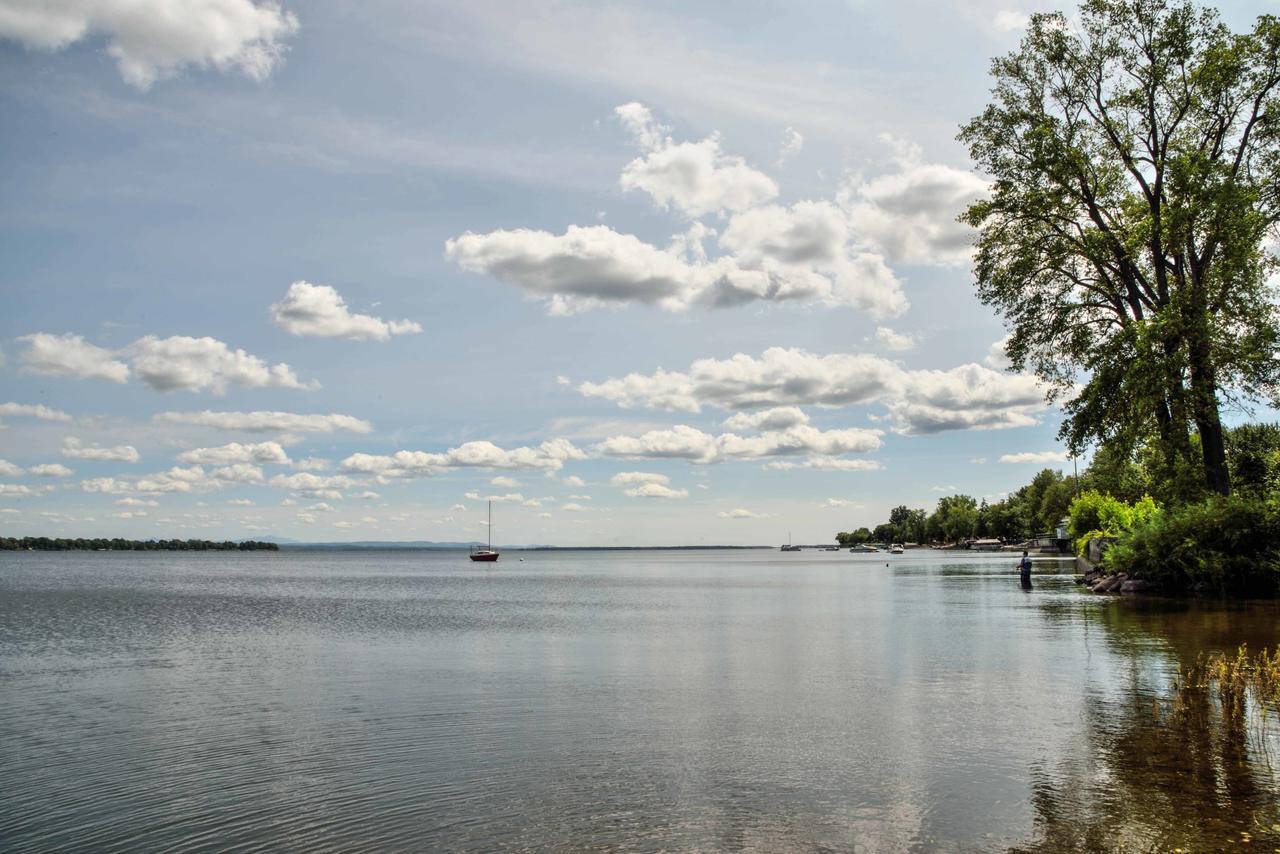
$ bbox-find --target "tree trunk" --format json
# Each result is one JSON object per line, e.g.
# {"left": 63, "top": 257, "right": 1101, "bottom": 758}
{"left": 1186, "top": 333, "right": 1232, "bottom": 496}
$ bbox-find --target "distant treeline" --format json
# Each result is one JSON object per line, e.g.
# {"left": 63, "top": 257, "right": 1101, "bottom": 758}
{"left": 1, "top": 537, "right": 279, "bottom": 552}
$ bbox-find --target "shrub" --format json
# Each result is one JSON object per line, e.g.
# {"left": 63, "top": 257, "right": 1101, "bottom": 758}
{"left": 1067, "top": 490, "right": 1161, "bottom": 556}
{"left": 1104, "top": 495, "right": 1280, "bottom": 598}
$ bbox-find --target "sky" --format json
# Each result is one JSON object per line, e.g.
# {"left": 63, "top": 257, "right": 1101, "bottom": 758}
{"left": 1, "top": 0, "right": 1276, "bottom": 546}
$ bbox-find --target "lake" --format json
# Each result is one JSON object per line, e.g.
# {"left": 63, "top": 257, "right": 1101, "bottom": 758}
{"left": 1, "top": 549, "right": 1277, "bottom": 851}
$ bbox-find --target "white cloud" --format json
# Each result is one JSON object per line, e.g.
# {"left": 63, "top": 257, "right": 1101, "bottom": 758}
{"left": 762, "top": 458, "right": 883, "bottom": 471}
{"left": 463, "top": 491, "right": 525, "bottom": 503}
{"left": 28, "top": 463, "right": 73, "bottom": 477}
{"left": 177, "top": 441, "right": 290, "bottom": 466}
{"left": 840, "top": 136, "right": 989, "bottom": 266}
{"left": 267, "top": 472, "right": 357, "bottom": 495}
{"left": 154, "top": 410, "right": 373, "bottom": 434}
{"left": 537, "top": 511, "right": 553, "bottom": 518}
{"left": 340, "top": 438, "right": 585, "bottom": 478}
{"left": 270, "top": 281, "right": 422, "bottom": 341}
{"left": 616, "top": 103, "right": 778, "bottom": 218}
{"left": 211, "top": 463, "right": 265, "bottom": 483}
{"left": 824, "top": 498, "right": 862, "bottom": 508}
{"left": 305, "top": 502, "right": 337, "bottom": 513}
{"left": 624, "top": 482, "right": 688, "bottom": 498}
{"left": 227, "top": 498, "right": 255, "bottom": 506}
{"left": 597, "top": 422, "right": 882, "bottom": 464}
{"left": 581, "top": 347, "right": 1048, "bottom": 435}
{"left": 17, "top": 333, "right": 129, "bottom": 383}
{"left": 0, "top": 459, "right": 23, "bottom": 477}
{"left": 17, "top": 332, "right": 312, "bottom": 394}
{"left": 293, "top": 457, "right": 329, "bottom": 471}
{"left": 355, "top": 490, "right": 380, "bottom": 499}
{"left": 111, "top": 511, "right": 147, "bottom": 519}
{"left": 777, "top": 127, "right": 804, "bottom": 165}
{"left": 999, "top": 450, "right": 1070, "bottom": 464}
{"left": 984, "top": 335, "right": 1013, "bottom": 370}
{"left": 992, "top": 10, "right": 1030, "bottom": 32}
{"left": 490, "top": 475, "right": 521, "bottom": 488}
{"left": 0, "top": 402, "right": 73, "bottom": 422}
{"left": 446, "top": 112, "right": 907, "bottom": 320}
{"left": 722, "top": 406, "right": 808, "bottom": 432}
{"left": 561, "top": 475, "right": 586, "bottom": 487}
{"left": 0, "top": 0, "right": 300, "bottom": 89}
{"left": 561, "top": 502, "right": 587, "bottom": 512}
{"left": 115, "top": 497, "right": 158, "bottom": 507}
{"left": 610, "top": 471, "right": 670, "bottom": 487}
{"left": 0, "top": 483, "right": 54, "bottom": 496}
{"left": 81, "top": 465, "right": 213, "bottom": 495}
{"left": 875, "top": 327, "right": 916, "bottom": 352}
{"left": 719, "top": 508, "right": 763, "bottom": 519}
{"left": 128, "top": 335, "right": 314, "bottom": 393}
{"left": 61, "top": 438, "right": 140, "bottom": 462}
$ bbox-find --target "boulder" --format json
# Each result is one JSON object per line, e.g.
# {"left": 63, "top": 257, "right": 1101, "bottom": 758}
{"left": 1120, "top": 578, "right": 1151, "bottom": 594}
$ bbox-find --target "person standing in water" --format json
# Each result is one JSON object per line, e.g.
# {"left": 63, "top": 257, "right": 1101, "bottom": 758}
{"left": 1018, "top": 550, "right": 1033, "bottom": 590}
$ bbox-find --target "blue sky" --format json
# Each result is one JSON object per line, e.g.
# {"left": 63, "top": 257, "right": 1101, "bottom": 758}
{"left": 1, "top": 0, "right": 1275, "bottom": 545}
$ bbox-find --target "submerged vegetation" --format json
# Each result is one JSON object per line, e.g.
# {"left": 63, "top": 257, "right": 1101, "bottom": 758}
{"left": 0, "top": 537, "right": 279, "bottom": 551}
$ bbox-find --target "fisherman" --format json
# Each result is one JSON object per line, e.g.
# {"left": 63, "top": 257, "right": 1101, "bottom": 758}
{"left": 1018, "top": 550, "right": 1033, "bottom": 590}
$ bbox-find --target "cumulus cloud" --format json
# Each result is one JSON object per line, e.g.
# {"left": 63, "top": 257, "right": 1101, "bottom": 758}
{"left": 0, "top": 460, "right": 23, "bottom": 477}
{"left": 992, "top": 10, "right": 1030, "bottom": 32}
{"left": 490, "top": 476, "right": 521, "bottom": 488}
{"left": 561, "top": 502, "right": 587, "bottom": 512}
{"left": 154, "top": 410, "right": 373, "bottom": 434}
{"left": 984, "top": 335, "right": 1013, "bottom": 371}
{"left": 340, "top": 439, "right": 585, "bottom": 479}
{"left": 227, "top": 498, "right": 255, "bottom": 506}
{"left": 177, "top": 441, "right": 290, "bottom": 466}
{"left": 719, "top": 508, "right": 764, "bottom": 519}
{"left": 762, "top": 458, "right": 883, "bottom": 471}
{"left": 116, "top": 497, "right": 158, "bottom": 506}
{"left": 0, "top": 483, "right": 54, "bottom": 496}
{"left": 615, "top": 102, "right": 778, "bottom": 217}
{"left": 28, "top": 463, "right": 73, "bottom": 477}
{"left": 561, "top": 475, "right": 586, "bottom": 487}
{"left": 61, "top": 438, "right": 140, "bottom": 462}
{"left": 267, "top": 472, "right": 357, "bottom": 496}
{"left": 609, "top": 471, "right": 670, "bottom": 487}
{"left": 999, "top": 450, "right": 1070, "bottom": 464}
{"left": 210, "top": 463, "right": 265, "bottom": 483}
{"left": 17, "top": 333, "right": 129, "bottom": 383}
{"left": 777, "top": 127, "right": 804, "bottom": 165}
{"left": 270, "top": 281, "right": 422, "bottom": 341}
{"left": 875, "top": 327, "right": 916, "bottom": 352}
{"left": 597, "top": 422, "right": 882, "bottom": 465}
{"left": 722, "top": 406, "right": 808, "bottom": 432}
{"left": 840, "top": 136, "right": 989, "bottom": 266}
{"left": 81, "top": 465, "right": 215, "bottom": 495}
{"left": 824, "top": 498, "right": 862, "bottom": 508}
{"left": 0, "top": 402, "right": 73, "bottom": 422}
{"left": 19, "top": 333, "right": 314, "bottom": 393}
{"left": 0, "top": 0, "right": 300, "bottom": 89}
{"left": 446, "top": 109, "right": 908, "bottom": 320}
{"left": 463, "top": 491, "right": 525, "bottom": 503}
{"left": 581, "top": 347, "right": 1048, "bottom": 435}
{"left": 624, "top": 482, "right": 688, "bottom": 498}
{"left": 128, "top": 335, "right": 313, "bottom": 393}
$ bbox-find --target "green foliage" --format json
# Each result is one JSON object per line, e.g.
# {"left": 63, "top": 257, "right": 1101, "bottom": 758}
{"left": 932, "top": 495, "right": 979, "bottom": 543}
{"left": 1104, "top": 496, "right": 1280, "bottom": 597}
{"left": 1067, "top": 490, "right": 1161, "bottom": 554}
{"left": 1225, "top": 423, "right": 1280, "bottom": 498}
{"left": 0, "top": 537, "right": 279, "bottom": 551}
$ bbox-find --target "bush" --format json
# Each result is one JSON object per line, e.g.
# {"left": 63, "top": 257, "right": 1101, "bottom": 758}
{"left": 1104, "top": 495, "right": 1280, "bottom": 598}
{"left": 1067, "top": 490, "right": 1160, "bottom": 556}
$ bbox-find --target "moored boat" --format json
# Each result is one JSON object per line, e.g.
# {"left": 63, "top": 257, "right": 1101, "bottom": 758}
{"left": 469, "top": 500, "right": 499, "bottom": 562}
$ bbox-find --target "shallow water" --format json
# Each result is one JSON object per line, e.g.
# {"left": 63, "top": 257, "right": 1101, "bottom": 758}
{"left": 1, "top": 549, "right": 1277, "bottom": 851}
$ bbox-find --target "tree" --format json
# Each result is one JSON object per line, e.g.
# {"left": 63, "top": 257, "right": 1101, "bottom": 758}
{"left": 960, "top": 0, "right": 1280, "bottom": 498}
{"left": 934, "top": 495, "right": 980, "bottom": 542}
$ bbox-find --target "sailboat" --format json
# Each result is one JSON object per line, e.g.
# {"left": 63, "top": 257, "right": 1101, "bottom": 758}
{"left": 781, "top": 532, "right": 801, "bottom": 552}
{"left": 469, "top": 500, "right": 499, "bottom": 562}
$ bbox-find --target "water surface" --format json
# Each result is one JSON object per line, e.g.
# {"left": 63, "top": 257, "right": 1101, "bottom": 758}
{"left": 2, "top": 549, "right": 1277, "bottom": 850}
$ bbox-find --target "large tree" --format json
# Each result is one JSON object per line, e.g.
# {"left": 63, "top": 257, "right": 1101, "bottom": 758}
{"left": 960, "top": 0, "right": 1280, "bottom": 497}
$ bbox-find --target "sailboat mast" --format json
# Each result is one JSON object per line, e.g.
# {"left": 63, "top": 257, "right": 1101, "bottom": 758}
{"left": 488, "top": 500, "right": 492, "bottom": 549}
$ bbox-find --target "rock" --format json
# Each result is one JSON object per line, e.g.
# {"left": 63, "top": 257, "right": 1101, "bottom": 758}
{"left": 1093, "top": 574, "right": 1125, "bottom": 593}
{"left": 1120, "top": 578, "right": 1150, "bottom": 594}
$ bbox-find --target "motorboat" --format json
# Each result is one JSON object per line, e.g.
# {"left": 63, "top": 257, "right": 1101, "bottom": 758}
{"left": 890, "top": 543, "right": 905, "bottom": 554}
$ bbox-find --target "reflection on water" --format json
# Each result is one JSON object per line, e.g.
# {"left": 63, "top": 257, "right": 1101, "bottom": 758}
{"left": 0, "top": 549, "right": 1276, "bottom": 851}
